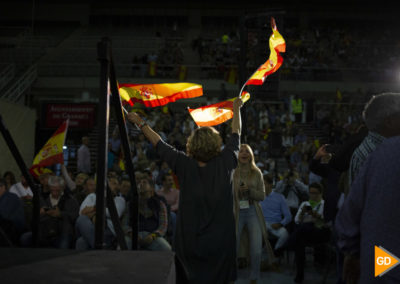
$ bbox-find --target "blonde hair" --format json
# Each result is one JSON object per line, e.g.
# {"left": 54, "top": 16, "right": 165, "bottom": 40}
{"left": 234, "top": 144, "right": 262, "bottom": 180}
{"left": 186, "top": 127, "right": 222, "bottom": 162}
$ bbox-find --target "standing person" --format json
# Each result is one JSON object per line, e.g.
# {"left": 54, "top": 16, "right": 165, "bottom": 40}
{"left": 336, "top": 136, "right": 400, "bottom": 283}
{"left": 77, "top": 136, "right": 91, "bottom": 174}
{"left": 348, "top": 93, "right": 400, "bottom": 186}
{"left": 233, "top": 144, "right": 265, "bottom": 284}
{"left": 127, "top": 98, "right": 243, "bottom": 283}
{"left": 291, "top": 95, "right": 303, "bottom": 123}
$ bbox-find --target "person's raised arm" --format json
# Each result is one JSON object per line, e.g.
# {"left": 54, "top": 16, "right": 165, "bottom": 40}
{"left": 127, "top": 112, "right": 161, "bottom": 147}
{"left": 232, "top": 97, "right": 243, "bottom": 135}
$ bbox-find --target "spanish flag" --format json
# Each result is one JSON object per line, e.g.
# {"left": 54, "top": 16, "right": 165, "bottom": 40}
{"left": 29, "top": 120, "right": 68, "bottom": 178}
{"left": 119, "top": 82, "right": 203, "bottom": 108}
{"left": 188, "top": 92, "right": 250, "bottom": 127}
{"left": 246, "top": 17, "right": 286, "bottom": 86}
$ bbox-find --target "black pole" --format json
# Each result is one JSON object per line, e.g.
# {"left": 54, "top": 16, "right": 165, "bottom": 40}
{"left": 239, "top": 15, "right": 248, "bottom": 143}
{"left": 0, "top": 114, "right": 40, "bottom": 246}
{"left": 105, "top": 183, "right": 127, "bottom": 250}
{"left": 109, "top": 60, "right": 139, "bottom": 250}
{"left": 95, "top": 37, "right": 111, "bottom": 249}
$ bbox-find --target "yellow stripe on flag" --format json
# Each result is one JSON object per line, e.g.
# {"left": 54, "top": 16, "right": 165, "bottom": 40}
{"left": 188, "top": 92, "right": 250, "bottom": 127}
{"left": 29, "top": 120, "right": 68, "bottom": 178}
{"left": 119, "top": 82, "right": 203, "bottom": 108}
{"left": 246, "top": 17, "right": 286, "bottom": 86}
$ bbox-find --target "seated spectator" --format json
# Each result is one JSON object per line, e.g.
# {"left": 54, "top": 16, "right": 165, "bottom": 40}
{"left": 108, "top": 176, "right": 121, "bottom": 196}
{"left": 21, "top": 176, "right": 79, "bottom": 248}
{"left": 9, "top": 174, "right": 33, "bottom": 200}
{"left": 120, "top": 178, "right": 131, "bottom": 201}
{"left": 260, "top": 174, "right": 291, "bottom": 254}
{"left": 278, "top": 182, "right": 330, "bottom": 283}
{"left": 76, "top": 176, "right": 96, "bottom": 205}
{"left": 156, "top": 173, "right": 179, "bottom": 213}
{"left": 75, "top": 178, "right": 126, "bottom": 250}
{"left": 294, "top": 129, "right": 307, "bottom": 145}
{"left": 127, "top": 176, "right": 171, "bottom": 251}
{"left": 274, "top": 170, "right": 309, "bottom": 221}
{"left": 3, "top": 171, "right": 16, "bottom": 190}
{"left": 38, "top": 172, "right": 53, "bottom": 200}
{"left": 0, "top": 178, "right": 25, "bottom": 246}
{"left": 9, "top": 174, "right": 34, "bottom": 231}
{"left": 280, "top": 111, "right": 295, "bottom": 126}
{"left": 282, "top": 129, "right": 294, "bottom": 148}
{"left": 297, "top": 154, "right": 310, "bottom": 184}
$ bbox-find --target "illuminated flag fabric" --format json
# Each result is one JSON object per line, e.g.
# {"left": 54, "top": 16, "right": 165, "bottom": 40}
{"left": 29, "top": 120, "right": 68, "bottom": 178}
{"left": 188, "top": 92, "right": 250, "bottom": 127}
{"left": 30, "top": 167, "right": 53, "bottom": 179}
{"left": 119, "top": 83, "right": 203, "bottom": 108}
{"left": 246, "top": 18, "right": 286, "bottom": 86}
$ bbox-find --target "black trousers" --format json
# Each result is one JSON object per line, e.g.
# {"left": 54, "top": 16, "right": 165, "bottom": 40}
{"left": 285, "top": 222, "right": 331, "bottom": 279}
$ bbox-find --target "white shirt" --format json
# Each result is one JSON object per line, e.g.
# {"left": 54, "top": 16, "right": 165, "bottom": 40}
{"left": 80, "top": 193, "right": 126, "bottom": 235}
{"left": 9, "top": 182, "right": 33, "bottom": 198}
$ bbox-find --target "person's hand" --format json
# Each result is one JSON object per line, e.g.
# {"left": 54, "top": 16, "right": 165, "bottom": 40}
{"left": 343, "top": 254, "right": 360, "bottom": 284}
{"left": 126, "top": 112, "right": 143, "bottom": 125}
{"left": 22, "top": 195, "right": 33, "bottom": 200}
{"left": 81, "top": 206, "right": 96, "bottom": 218}
{"left": 40, "top": 207, "right": 46, "bottom": 215}
{"left": 139, "top": 234, "right": 155, "bottom": 247}
{"left": 233, "top": 97, "right": 243, "bottom": 110}
{"left": 271, "top": 223, "right": 283, "bottom": 230}
{"left": 314, "top": 144, "right": 329, "bottom": 160}
{"left": 300, "top": 206, "right": 310, "bottom": 215}
{"left": 47, "top": 207, "right": 61, "bottom": 218}
{"left": 239, "top": 182, "right": 249, "bottom": 193}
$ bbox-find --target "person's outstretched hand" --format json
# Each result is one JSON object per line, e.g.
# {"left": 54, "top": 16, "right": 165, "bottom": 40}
{"left": 314, "top": 144, "right": 329, "bottom": 160}
{"left": 127, "top": 112, "right": 142, "bottom": 125}
{"left": 233, "top": 97, "right": 243, "bottom": 110}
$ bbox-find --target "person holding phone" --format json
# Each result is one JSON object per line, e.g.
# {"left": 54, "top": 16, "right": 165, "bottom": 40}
{"left": 278, "top": 182, "right": 330, "bottom": 283}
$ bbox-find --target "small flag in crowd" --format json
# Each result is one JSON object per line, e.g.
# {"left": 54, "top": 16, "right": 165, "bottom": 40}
{"left": 188, "top": 92, "right": 250, "bottom": 127}
{"left": 119, "top": 82, "right": 203, "bottom": 108}
{"left": 29, "top": 120, "right": 69, "bottom": 178}
{"left": 246, "top": 17, "right": 286, "bottom": 86}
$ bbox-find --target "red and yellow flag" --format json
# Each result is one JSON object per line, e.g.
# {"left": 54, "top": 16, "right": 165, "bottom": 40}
{"left": 246, "top": 18, "right": 286, "bottom": 86}
{"left": 119, "top": 82, "right": 203, "bottom": 108}
{"left": 188, "top": 92, "right": 250, "bottom": 127}
{"left": 29, "top": 120, "right": 68, "bottom": 178}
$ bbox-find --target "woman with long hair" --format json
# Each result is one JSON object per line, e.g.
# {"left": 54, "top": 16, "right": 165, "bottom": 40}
{"left": 234, "top": 144, "right": 266, "bottom": 284}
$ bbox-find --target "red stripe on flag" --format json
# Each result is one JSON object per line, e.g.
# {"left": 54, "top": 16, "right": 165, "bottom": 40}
{"left": 123, "top": 87, "right": 203, "bottom": 107}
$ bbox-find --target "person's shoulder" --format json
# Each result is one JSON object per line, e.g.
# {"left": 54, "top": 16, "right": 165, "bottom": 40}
{"left": 273, "top": 191, "right": 285, "bottom": 199}
{"left": 83, "top": 193, "right": 96, "bottom": 203}
{"left": 8, "top": 183, "right": 18, "bottom": 192}
{"left": 5, "top": 191, "right": 20, "bottom": 201}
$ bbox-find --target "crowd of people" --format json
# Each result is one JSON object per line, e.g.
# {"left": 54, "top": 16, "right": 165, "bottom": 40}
{"left": 1, "top": 92, "right": 400, "bottom": 283}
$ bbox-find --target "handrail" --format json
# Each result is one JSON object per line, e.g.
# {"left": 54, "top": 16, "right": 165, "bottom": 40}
{"left": 1, "top": 65, "right": 37, "bottom": 103}
{"left": 0, "top": 63, "right": 16, "bottom": 90}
